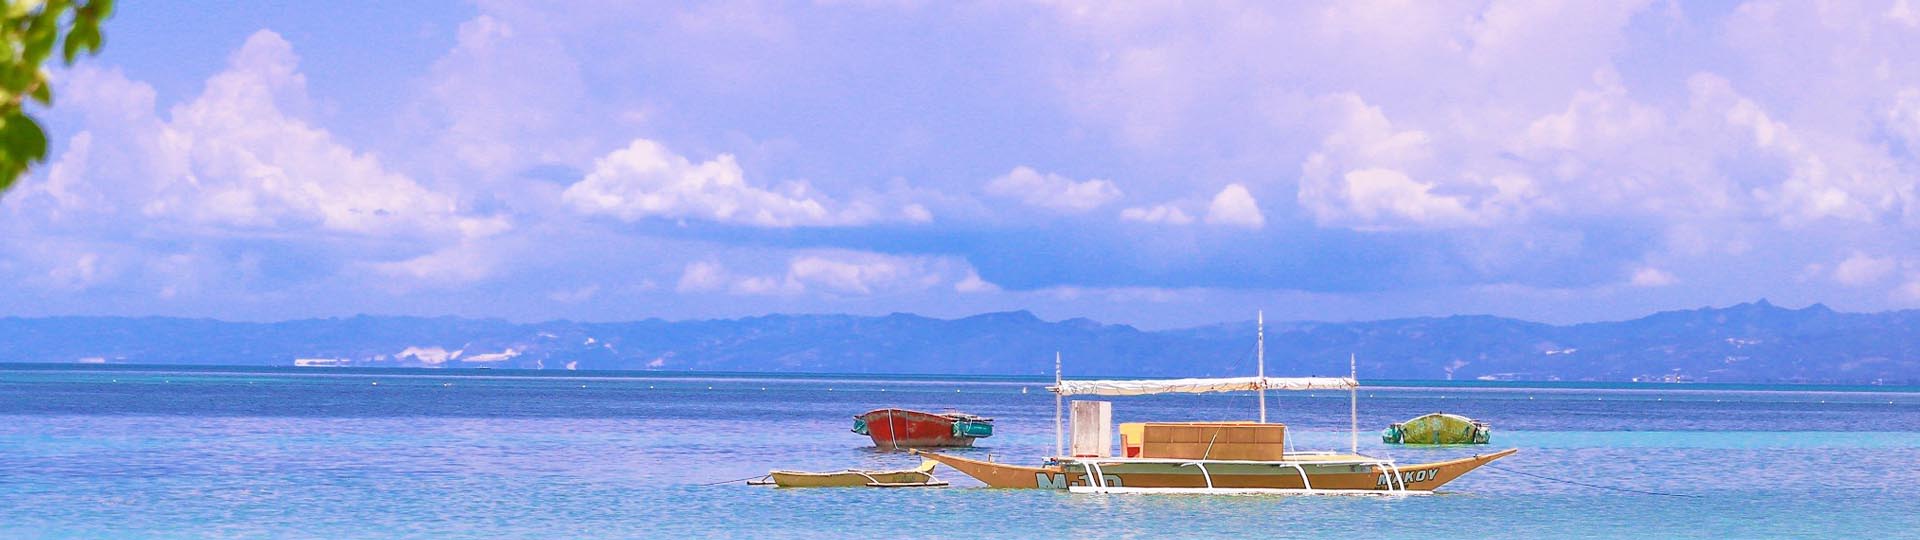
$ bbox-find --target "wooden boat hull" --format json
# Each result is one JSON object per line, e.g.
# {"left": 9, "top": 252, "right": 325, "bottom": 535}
{"left": 854, "top": 408, "right": 991, "bottom": 449}
{"left": 915, "top": 448, "right": 1518, "bottom": 492}
{"left": 1384, "top": 412, "right": 1491, "bottom": 445}
{"left": 767, "top": 461, "right": 944, "bottom": 488}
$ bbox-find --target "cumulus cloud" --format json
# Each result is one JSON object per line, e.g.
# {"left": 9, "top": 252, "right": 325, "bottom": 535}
{"left": 673, "top": 251, "right": 981, "bottom": 297}
{"left": 0, "top": 29, "right": 518, "bottom": 304}
{"left": 954, "top": 270, "right": 1000, "bottom": 293}
{"left": 984, "top": 166, "right": 1122, "bottom": 213}
{"left": 10, "top": 30, "right": 499, "bottom": 244}
{"left": 563, "top": 139, "right": 915, "bottom": 227}
{"left": 676, "top": 260, "right": 732, "bottom": 292}
{"left": 1044, "top": 2, "right": 1920, "bottom": 233}
{"left": 1893, "top": 0, "right": 1920, "bottom": 28}
{"left": 362, "top": 240, "right": 500, "bottom": 288}
{"left": 1629, "top": 266, "right": 1677, "bottom": 288}
{"left": 1204, "top": 184, "right": 1265, "bottom": 229}
{"left": 1833, "top": 252, "right": 1897, "bottom": 286}
{"left": 1332, "top": 169, "right": 1477, "bottom": 228}
{"left": 1297, "top": 94, "right": 1514, "bottom": 229}
{"left": 1120, "top": 203, "right": 1195, "bottom": 225}
{"left": 46, "top": 252, "right": 108, "bottom": 291}
{"left": 413, "top": 13, "right": 598, "bottom": 179}
{"left": 26, "top": 1, "right": 1920, "bottom": 323}
{"left": 1038, "top": 285, "right": 1194, "bottom": 304}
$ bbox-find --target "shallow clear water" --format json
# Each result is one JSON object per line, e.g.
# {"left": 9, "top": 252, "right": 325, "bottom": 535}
{"left": 1, "top": 366, "right": 1916, "bottom": 539}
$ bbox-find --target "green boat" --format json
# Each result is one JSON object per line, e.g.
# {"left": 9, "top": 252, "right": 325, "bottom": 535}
{"left": 1382, "top": 412, "right": 1491, "bottom": 445}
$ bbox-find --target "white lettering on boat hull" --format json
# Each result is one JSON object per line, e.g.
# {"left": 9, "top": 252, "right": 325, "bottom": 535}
{"left": 1378, "top": 469, "right": 1437, "bottom": 486}
{"left": 1037, "top": 472, "right": 1124, "bottom": 489}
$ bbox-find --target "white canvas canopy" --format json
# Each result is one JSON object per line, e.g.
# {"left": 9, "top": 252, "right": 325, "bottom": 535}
{"left": 1048, "top": 376, "right": 1356, "bottom": 397}
{"left": 1047, "top": 311, "right": 1366, "bottom": 456}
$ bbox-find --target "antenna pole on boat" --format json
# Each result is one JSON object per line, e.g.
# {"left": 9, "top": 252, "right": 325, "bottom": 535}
{"left": 1257, "top": 310, "right": 1266, "bottom": 424}
{"left": 1054, "top": 351, "right": 1063, "bottom": 458}
{"left": 1349, "top": 352, "right": 1358, "bottom": 454}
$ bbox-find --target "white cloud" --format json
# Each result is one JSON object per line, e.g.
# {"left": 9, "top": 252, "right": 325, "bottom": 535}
{"left": 1893, "top": 0, "right": 1920, "bottom": 28}
{"left": 19, "top": 31, "right": 484, "bottom": 239}
{"left": 954, "top": 270, "right": 1000, "bottom": 293}
{"left": 730, "top": 275, "right": 793, "bottom": 295}
{"left": 563, "top": 139, "right": 906, "bottom": 227}
{"left": 1890, "top": 89, "right": 1920, "bottom": 156}
{"left": 675, "top": 259, "right": 806, "bottom": 296}
{"left": 1334, "top": 168, "right": 1478, "bottom": 228}
{"left": 1040, "top": 2, "right": 1647, "bottom": 153}
{"left": 1833, "top": 252, "right": 1897, "bottom": 286}
{"left": 787, "top": 255, "right": 910, "bottom": 295}
{"left": 47, "top": 253, "right": 107, "bottom": 291}
{"left": 1900, "top": 278, "right": 1920, "bottom": 301}
{"left": 413, "top": 13, "right": 597, "bottom": 179}
{"left": 676, "top": 261, "right": 730, "bottom": 292}
{"left": 900, "top": 203, "right": 934, "bottom": 223}
{"left": 1297, "top": 94, "right": 1512, "bottom": 229}
{"left": 1204, "top": 184, "right": 1264, "bottom": 229}
{"left": 24, "top": 1, "right": 1920, "bottom": 323}
{"left": 1120, "top": 203, "right": 1195, "bottom": 225}
{"left": 1038, "top": 285, "right": 1194, "bottom": 303}
{"left": 984, "top": 166, "right": 1122, "bottom": 213}
{"left": 672, "top": 251, "right": 981, "bottom": 297}
{"left": 357, "top": 215, "right": 514, "bottom": 289}
{"left": 1629, "top": 266, "right": 1677, "bottom": 288}
{"left": 367, "top": 248, "right": 487, "bottom": 284}
{"left": 1040, "top": 1, "right": 1920, "bottom": 239}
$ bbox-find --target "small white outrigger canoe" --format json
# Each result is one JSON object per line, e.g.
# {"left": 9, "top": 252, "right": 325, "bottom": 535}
{"left": 752, "top": 460, "right": 948, "bottom": 488}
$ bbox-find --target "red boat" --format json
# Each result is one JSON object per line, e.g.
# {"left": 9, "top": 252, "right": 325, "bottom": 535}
{"left": 853, "top": 408, "right": 994, "bottom": 449}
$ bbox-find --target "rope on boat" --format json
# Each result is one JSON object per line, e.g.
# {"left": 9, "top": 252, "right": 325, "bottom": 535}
{"left": 700, "top": 474, "right": 771, "bottom": 486}
{"left": 1482, "top": 464, "right": 1700, "bottom": 498}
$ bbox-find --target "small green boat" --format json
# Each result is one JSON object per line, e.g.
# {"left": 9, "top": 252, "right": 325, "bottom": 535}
{"left": 1382, "top": 412, "right": 1491, "bottom": 445}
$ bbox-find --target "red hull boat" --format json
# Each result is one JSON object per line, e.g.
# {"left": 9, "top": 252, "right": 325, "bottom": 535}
{"left": 853, "top": 408, "right": 993, "bottom": 449}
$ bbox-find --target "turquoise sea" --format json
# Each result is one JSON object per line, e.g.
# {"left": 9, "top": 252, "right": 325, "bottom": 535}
{"left": 2, "top": 364, "right": 1917, "bottom": 539}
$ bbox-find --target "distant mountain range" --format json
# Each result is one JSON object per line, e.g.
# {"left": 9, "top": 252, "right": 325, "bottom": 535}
{"left": 2, "top": 300, "right": 1917, "bottom": 384}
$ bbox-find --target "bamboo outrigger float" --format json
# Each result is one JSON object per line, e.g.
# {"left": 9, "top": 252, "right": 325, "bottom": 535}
{"left": 918, "top": 312, "right": 1518, "bottom": 495}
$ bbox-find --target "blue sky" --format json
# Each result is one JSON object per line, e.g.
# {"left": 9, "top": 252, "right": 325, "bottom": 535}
{"left": 5, "top": 0, "right": 1920, "bottom": 328}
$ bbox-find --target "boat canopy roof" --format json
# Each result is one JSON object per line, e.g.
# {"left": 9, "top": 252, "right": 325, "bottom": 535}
{"left": 1048, "top": 376, "right": 1356, "bottom": 396}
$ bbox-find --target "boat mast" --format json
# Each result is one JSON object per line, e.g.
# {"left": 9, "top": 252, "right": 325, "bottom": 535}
{"left": 1349, "top": 352, "right": 1358, "bottom": 454}
{"left": 1257, "top": 310, "right": 1266, "bottom": 424}
{"left": 1054, "top": 351, "right": 1063, "bottom": 458}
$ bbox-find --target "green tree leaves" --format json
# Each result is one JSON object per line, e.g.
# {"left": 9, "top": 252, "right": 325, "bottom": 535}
{"left": 0, "top": 0, "right": 111, "bottom": 194}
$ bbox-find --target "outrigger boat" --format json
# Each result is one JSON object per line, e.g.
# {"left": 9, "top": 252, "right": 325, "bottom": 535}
{"left": 853, "top": 408, "right": 993, "bottom": 449}
{"left": 918, "top": 312, "right": 1518, "bottom": 495}
{"left": 753, "top": 460, "right": 948, "bottom": 488}
{"left": 1383, "top": 412, "right": 1492, "bottom": 445}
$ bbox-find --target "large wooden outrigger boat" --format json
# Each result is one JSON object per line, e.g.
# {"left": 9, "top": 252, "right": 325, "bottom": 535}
{"left": 918, "top": 313, "right": 1518, "bottom": 495}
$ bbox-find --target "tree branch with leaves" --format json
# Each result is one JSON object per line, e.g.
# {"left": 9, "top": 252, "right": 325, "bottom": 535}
{"left": 0, "top": 0, "right": 111, "bottom": 194}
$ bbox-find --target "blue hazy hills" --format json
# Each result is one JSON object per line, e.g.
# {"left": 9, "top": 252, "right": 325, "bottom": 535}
{"left": 2, "top": 300, "right": 1915, "bottom": 383}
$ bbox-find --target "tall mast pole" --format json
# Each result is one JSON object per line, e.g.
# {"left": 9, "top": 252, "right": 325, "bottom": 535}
{"left": 1054, "top": 351, "right": 1063, "bottom": 458}
{"left": 1257, "top": 310, "right": 1266, "bottom": 424}
{"left": 1350, "top": 352, "right": 1358, "bottom": 454}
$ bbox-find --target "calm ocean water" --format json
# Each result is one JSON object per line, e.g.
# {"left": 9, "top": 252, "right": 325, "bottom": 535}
{"left": 2, "top": 365, "right": 1916, "bottom": 539}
